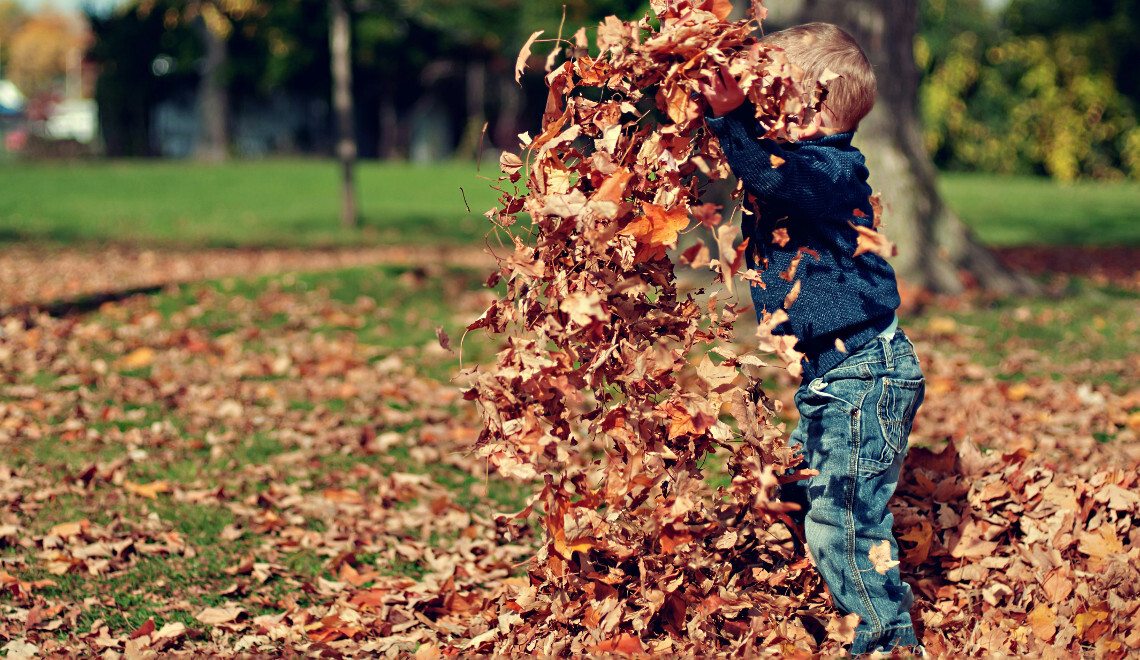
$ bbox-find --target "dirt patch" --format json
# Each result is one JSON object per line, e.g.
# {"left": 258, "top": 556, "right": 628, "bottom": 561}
{"left": 0, "top": 245, "right": 496, "bottom": 315}
{"left": 995, "top": 245, "right": 1140, "bottom": 289}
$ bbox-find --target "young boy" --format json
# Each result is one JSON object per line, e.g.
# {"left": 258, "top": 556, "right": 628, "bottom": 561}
{"left": 700, "top": 23, "right": 926, "bottom": 654}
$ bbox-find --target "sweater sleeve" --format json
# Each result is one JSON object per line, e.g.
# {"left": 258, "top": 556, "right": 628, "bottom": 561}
{"left": 705, "top": 108, "right": 860, "bottom": 219}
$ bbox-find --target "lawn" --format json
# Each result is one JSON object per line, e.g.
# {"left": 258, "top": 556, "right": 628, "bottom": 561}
{"left": 0, "top": 159, "right": 502, "bottom": 248}
{"left": 2, "top": 160, "right": 1139, "bottom": 248}
{"left": 938, "top": 172, "right": 1140, "bottom": 247}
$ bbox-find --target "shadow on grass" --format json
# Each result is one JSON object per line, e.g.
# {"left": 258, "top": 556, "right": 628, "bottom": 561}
{"left": 2, "top": 285, "right": 165, "bottom": 322}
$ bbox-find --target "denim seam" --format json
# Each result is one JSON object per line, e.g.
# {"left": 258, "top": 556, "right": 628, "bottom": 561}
{"left": 845, "top": 382, "right": 884, "bottom": 637}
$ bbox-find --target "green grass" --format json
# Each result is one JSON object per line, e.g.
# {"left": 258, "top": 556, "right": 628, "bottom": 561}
{"left": 939, "top": 172, "right": 1140, "bottom": 247}
{"left": 911, "top": 278, "right": 1140, "bottom": 390}
{"left": 2, "top": 161, "right": 1138, "bottom": 250}
{"left": 0, "top": 159, "right": 505, "bottom": 248}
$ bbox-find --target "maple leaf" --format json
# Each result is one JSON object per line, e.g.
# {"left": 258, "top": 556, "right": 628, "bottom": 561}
{"left": 590, "top": 633, "right": 644, "bottom": 654}
{"left": 867, "top": 539, "right": 899, "bottom": 575}
{"left": 621, "top": 202, "right": 691, "bottom": 247}
{"left": 559, "top": 291, "right": 607, "bottom": 327}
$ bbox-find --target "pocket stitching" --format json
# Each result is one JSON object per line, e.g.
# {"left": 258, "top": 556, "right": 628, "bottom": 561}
{"left": 876, "top": 377, "right": 923, "bottom": 461}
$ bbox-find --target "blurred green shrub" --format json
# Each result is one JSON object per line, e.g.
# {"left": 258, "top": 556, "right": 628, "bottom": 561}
{"left": 919, "top": 0, "right": 1140, "bottom": 181}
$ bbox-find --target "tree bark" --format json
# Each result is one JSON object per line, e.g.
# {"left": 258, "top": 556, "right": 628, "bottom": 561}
{"left": 330, "top": 0, "right": 357, "bottom": 227}
{"left": 194, "top": 14, "right": 229, "bottom": 162}
{"left": 455, "top": 59, "right": 488, "bottom": 160}
{"left": 797, "top": 0, "right": 1035, "bottom": 295}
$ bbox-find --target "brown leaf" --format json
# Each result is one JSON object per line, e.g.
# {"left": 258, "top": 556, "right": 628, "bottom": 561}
{"left": 515, "top": 30, "right": 544, "bottom": 83}
{"left": 128, "top": 618, "right": 155, "bottom": 640}
{"left": 194, "top": 606, "right": 245, "bottom": 625}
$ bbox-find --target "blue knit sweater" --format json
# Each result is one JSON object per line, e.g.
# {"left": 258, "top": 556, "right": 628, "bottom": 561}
{"left": 705, "top": 107, "right": 900, "bottom": 382}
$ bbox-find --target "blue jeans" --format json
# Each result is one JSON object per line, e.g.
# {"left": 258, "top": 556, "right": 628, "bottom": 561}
{"left": 782, "top": 328, "right": 925, "bottom": 654}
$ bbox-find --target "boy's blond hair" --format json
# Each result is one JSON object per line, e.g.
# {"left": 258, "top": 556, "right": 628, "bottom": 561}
{"left": 762, "top": 22, "right": 876, "bottom": 132}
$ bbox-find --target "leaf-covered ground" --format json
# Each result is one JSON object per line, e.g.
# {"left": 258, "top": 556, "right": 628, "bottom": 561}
{"left": 0, "top": 246, "right": 1137, "bottom": 658}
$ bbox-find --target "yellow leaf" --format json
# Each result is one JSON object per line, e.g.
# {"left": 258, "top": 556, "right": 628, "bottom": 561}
{"left": 124, "top": 480, "right": 171, "bottom": 499}
{"left": 1026, "top": 604, "right": 1056, "bottom": 642}
{"left": 119, "top": 347, "right": 156, "bottom": 369}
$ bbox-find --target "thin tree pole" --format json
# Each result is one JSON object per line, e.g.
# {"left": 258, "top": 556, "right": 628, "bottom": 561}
{"left": 330, "top": 0, "right": 357, "bottom": 227}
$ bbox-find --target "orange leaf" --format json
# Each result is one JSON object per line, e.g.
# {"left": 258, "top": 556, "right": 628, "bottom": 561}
{"left": 849, "top": 222, "right": 897, "bottom": 259}
{"left": 699, "top": 0, "right": 735, "bottom": 21}
{"left": 592, "top": 167, "right": 633, "bottom": 204}
{"left": 898, "top": 522, "right": 933, "bottom": 565}
{"left": 48, "top": 520, "right": 88, "bottom": 538}
{"left": 622, "top": 202, "right": 690, "bottom": 248}
{"left": 591, "top": 633, "right": 644, "bottom": 655}
{"left": 769, "top": 154, "right": 785, "bottom": 168}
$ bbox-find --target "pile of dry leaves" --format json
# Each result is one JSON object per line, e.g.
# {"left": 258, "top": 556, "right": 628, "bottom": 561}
{"left": 463, "top": 0, "right": 898, "bottom": 655}
{"left": 460, "top": 0, "right": 1140, "bottom": 656}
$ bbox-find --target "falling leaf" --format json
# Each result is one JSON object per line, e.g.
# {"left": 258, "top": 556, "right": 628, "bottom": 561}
{"left": 436, "top": 327, "right": 453, "bottom": 353}
{"left": 849, "top": 222, "right": 897, "bottom": 259}
{"left": 868, "top": 539, "right": 899, "bottom": 575}
{"left": 516, "top": 30, "right": 544, "bottom": 83}
{"left": 621, "top": 202, "right": 691, "bottom": 247}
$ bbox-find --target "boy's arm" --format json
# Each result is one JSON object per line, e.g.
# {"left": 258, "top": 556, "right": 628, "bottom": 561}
{"left": 699, "top": 62, "right": 861, "bottom": 218}
{"left": 705, "top": 109, "right": 856, "bottom": 218}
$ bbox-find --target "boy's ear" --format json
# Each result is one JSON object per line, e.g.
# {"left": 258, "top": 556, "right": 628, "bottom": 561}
{"left": 795, "top": 111, "right": 824, "bottom": 139}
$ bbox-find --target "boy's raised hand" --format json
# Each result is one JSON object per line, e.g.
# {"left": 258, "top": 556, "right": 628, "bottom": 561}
{"left": 699, "top": 44, "right": 762, "bottom": 117}
{"left": 700, "top": 64, "right": 746, "bottom": 117}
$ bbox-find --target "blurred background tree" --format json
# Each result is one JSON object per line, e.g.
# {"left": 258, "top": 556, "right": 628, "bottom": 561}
{"left": 5, "top": 8, "right": 87, "bottom": 97}
{"left": 919, "top": 0, "right": 1140, "bottom": 180}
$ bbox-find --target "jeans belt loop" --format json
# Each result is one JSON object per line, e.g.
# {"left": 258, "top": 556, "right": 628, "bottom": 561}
{"left": 882, "top": 332, "right": 895, "bottom": 369}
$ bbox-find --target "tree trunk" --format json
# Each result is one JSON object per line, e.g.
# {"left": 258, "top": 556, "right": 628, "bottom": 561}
{"left": 330, "top": 0, "right": 357, "bottom": 227}
{"left": 492, "top": 70, "right": 523, "bottom": 153}
{"left": 378, "top": 89, "right": 399, "bottom": 160}
{"left": 194, "top": 14, "right": 229, "bottom": 162}
{"left": 797, "top": 0, "right": 1035, "bottom": 295}
{"left": 455, "top": 59, "right": 488, "bottom": 160}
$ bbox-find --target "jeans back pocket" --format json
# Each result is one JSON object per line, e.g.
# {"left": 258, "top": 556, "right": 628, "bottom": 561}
{"left": 876, "top": 376, "right": 925, "bottom": 459}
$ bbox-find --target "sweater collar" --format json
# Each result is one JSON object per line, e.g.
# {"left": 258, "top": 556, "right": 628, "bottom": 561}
{"left": 805, "top": 131, "right": 855, "bottom": 147}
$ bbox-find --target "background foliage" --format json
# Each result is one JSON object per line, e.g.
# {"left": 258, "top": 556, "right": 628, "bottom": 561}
{"left": 918, "top": 0, "right": 1140, "bottom": 180}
